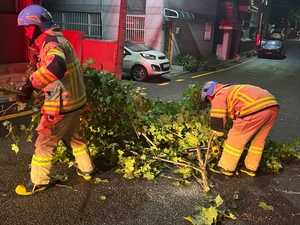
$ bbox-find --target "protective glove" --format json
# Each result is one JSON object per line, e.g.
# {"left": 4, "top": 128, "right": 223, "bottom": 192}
{"left": 16, "top": 94, "right": 27, "bottom": 103}
{"left": 212, "top": 130, "right": 224, "bottom": 137}
{"left": 17, "top": 79, "right": 35, "bottom": 102}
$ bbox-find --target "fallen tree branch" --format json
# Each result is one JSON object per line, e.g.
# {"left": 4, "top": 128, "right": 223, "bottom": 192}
{"left": 153, "top": 156, "right": 210, "bottom": 192}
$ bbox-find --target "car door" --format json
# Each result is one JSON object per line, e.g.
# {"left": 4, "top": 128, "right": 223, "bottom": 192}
{"left": 122, "top": 48, "right": 133, "bottom": 75}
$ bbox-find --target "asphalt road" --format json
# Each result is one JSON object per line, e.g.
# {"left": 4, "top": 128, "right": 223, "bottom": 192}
{"left": 134, "top": 40, "right": 300, "bottom": 144}
{"left": 0, "top": 40, "right": 300, "bottom": 225}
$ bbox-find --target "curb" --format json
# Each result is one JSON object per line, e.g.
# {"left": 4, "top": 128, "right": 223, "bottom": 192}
{"left": 166, "top": 55, "right": 250, "bottom": 77}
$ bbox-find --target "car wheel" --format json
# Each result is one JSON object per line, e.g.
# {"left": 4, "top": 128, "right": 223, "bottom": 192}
{"left": 131, "top": 65, "right": 148, "bottom": 81}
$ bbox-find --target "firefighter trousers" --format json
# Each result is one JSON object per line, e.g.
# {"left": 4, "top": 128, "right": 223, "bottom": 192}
{"left": 31, "top": 110, "right": 94, "bottom": 185}
{"left": 218, "top": 106, "right": 279, "bottom": 172}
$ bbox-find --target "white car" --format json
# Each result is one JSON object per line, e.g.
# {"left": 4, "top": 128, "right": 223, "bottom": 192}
{"left": 122, "top": 41, "right": 170, "bottom": 81}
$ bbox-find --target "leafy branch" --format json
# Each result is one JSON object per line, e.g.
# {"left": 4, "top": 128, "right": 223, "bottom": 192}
{"left": 1, "top": 60, "right": 300, "bottom": 224}
{"left": 1, "top": 59, "right": 300, "bottom": 193}
{"left": 185, "top": 195, "right": 236, "bottom": 225}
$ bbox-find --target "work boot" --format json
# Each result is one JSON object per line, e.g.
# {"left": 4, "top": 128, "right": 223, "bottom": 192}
{"left": 77, "top": 167, "right": 97, "bottom": 181}
{"left": 240, "top": 165, "right": 256, "bottom": 177}
{"left": 210, "top": 164, "right": 234, "bottom": 176}
{"left": 15, "top": 181, "right": 48, "bottom": 196}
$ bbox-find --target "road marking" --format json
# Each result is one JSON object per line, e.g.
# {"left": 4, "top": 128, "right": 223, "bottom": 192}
{"left": 0, "top": 110, "right": 33, "bottom": 121}
{"left": 136, "top": 87, "right": 148, "bottom": 91}
{"left": 158, "top": 82, "right": 169, "bottom": 86}
{"left": 175, "top": 78, "right": 184, "bottom": 82}
{"left": 191, "top": 58, "right": 256, "bottom": 79}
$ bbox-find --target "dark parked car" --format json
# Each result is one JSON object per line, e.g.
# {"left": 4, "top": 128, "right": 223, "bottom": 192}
{"left": 258, "top": 39, "right": 286, "bottom": 59}
{"left": 270, "top": 31, "right": 285, "bottom": 40}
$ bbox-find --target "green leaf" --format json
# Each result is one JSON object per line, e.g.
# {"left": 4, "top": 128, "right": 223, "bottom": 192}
{"left": 259, "top": 202, "right": 274, "bottom": 211}
{"left": 177, "top": 167, "right": 192, "bottom": 179}
{"left": 202, "top": 206, "right": 218, "bottom": 225}
{"left": 123, "top": 157, "right": 136, "bottom": 179}
{"left": 185, "top": 195, "right": 236, "bottom": 224}
{"left": 223, "top": 212, "right": 237, "bottom": 220}
{"left": 173, "top": 181, "right": 182, "bottom": 187}
{"left": 17, "top": 102, "right": 27, "bottom": 111}
{"left": 20, "top": 124, "right": 27, "bottom": 131}
{"left": 52, "top": 173, "right": 68, "bottom": 181}
{"left": 99, "top": 195, "right": 107, "bottom": 200}
{"left": 2, "top": 121, "right": 9, "bottom": 126}
{"left": 143, "top": 171, "right": 155, "bottom": 180}
{"left": 11, "top": 144, "right": 19, "bottom": 153}
{"left": 94, "top": 177, "right": 109, "bottom": 184}
{"left": 173, "top": 157, "right": 186, "bottom": 163}
{"left": 215, "top": 194, "right": 224, "bottom": 207}
{"left": 183, "top": 216, "right": 194, "bottom": 223}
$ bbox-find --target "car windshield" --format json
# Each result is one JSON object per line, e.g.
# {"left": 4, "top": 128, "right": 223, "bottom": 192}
{"left": 125, "top": 41, "right": 149, "bottom": 52}
{"left": 264, "top": 40, "right": 282, "bottom": 47}
{"left": 270, "top": 33, "right": 282, "bottom": 40}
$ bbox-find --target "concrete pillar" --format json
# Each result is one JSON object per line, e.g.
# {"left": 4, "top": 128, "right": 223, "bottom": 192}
{"left": 216, "top": 30, "right": 232, "bottom": 61}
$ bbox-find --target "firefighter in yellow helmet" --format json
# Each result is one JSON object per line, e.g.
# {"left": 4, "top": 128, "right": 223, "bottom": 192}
{"left": 201, "top": 81, "right": 279, "bottom": 177}
{"left": 15, "top": 5, "right": 96, "bottom": 195}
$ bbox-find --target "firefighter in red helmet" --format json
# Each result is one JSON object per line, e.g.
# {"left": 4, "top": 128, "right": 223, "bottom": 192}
{"left": 201, "top": 81, "right": 279, "bottom": 177}
{"left": 15, "top": 5, "right": 96, "bottom": 195}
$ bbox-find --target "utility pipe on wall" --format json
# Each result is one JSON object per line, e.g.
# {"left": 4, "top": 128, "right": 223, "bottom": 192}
{"left": 115, "top": 0, "right": 127, "bottom": 80}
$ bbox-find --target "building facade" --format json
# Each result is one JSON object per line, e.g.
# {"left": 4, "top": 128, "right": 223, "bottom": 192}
{"left": 42, "top": 0, "right": 218, "bottom": 63}
{"left": 0, "top": 0, "right": 263, "bottom": 70}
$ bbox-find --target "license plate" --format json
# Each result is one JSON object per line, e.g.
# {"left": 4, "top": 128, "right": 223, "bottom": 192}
{"left": 265, "top": 51, "right": 272, "bottom": 55}
{"left": 163, "top": 63, "right": 169, "bottom": 68}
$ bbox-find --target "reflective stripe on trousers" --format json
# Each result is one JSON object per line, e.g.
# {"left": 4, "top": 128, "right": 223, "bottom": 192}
{"left": 218, "top": 106, "right": 279, "bottom": 172}
{"left": 31, "top": 110, "right": 93, "bottom": 185}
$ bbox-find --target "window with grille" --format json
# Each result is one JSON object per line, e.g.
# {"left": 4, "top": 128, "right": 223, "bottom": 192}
{"left": 50, "top": 12, "right": 102, "bottom": 39}
{"left": 126, "top": 15, "right": 145, "bottom": 43}
{"left": 127, "top": 0, "right": 146, "bottom": 12}
{"left": 204, "top": 21, "right": 212, "bottom": 41}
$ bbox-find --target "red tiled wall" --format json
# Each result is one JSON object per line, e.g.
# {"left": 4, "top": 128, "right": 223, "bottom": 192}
{"left": 62, "top": 30, "right": 85, "bottom": 62}
{"left": 82, "top": 39, "right": 117, "bottom": 74}
{"left": 62, "top": 30, "right": 117, "bottom": 74}
{"left": 0, "top": 14, "right": 26, "bottom": 64}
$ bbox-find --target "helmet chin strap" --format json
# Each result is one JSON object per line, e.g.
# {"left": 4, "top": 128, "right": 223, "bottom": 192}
{"left": 207, "top": 96, "right": 213, "bottom": 102}
{"left": 28, "top": 26, "right": 43, "bottom": 46}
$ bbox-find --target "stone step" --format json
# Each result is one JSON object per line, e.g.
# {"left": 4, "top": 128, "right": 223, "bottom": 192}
{"left": 0, "top": 63, "right": 28, "bottom": 94}
{"left": 0, "top": 93, "right": 10, "bottom": 103}
{"left": 0, "top": 73, "right": 26, "bottom": 85}
{"left": 0, "top": 62, "right": 28, "bottom": 75}
{"left": 0, "top": 80, "right": 25, "bottom": 103}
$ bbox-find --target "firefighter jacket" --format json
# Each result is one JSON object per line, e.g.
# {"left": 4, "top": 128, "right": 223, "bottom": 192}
{"left": 210, "top": 85, "right": 279, "bottom": 132}
{"left": 27, "top": 26, "right": 86, "bottom": 115}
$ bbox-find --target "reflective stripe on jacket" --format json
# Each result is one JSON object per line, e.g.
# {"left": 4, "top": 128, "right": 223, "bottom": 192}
{"left": 29, "top": 27, "right": 86, "bottom": 115}
{"left": 210, "top": 85, "right": 279, "bottom": 132}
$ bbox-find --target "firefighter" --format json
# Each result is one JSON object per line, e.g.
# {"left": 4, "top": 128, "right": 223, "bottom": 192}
{"left": 201, "top": 81, "right": 279, "bottom": 177}
{"left": 15, "top": 5, "right": 96, "bottom": 195}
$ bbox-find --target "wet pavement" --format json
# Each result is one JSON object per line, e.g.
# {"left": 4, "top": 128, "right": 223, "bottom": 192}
{"left": 1, "top": 53, "right": 300, "bottom": 225}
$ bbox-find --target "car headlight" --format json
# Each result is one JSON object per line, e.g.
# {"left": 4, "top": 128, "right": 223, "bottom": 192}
{"left": 140, "top": 53, "right": 156, "bottom": 60}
